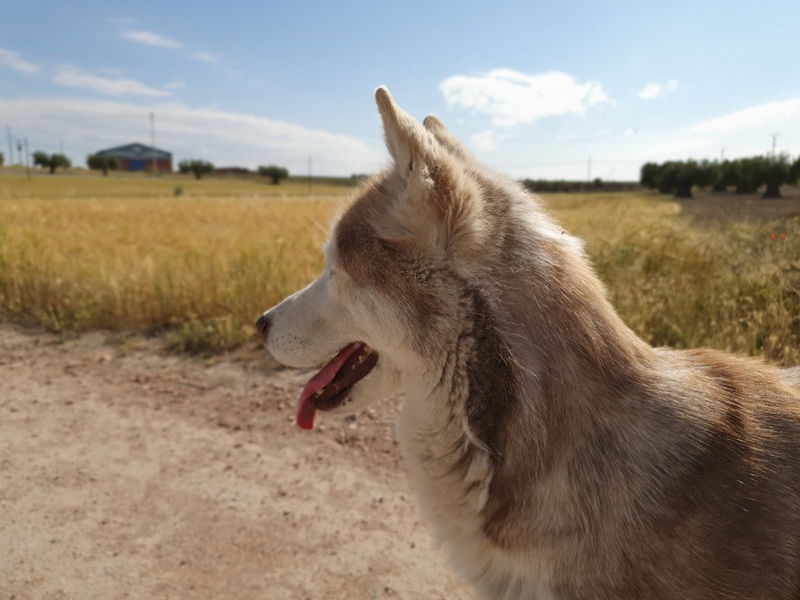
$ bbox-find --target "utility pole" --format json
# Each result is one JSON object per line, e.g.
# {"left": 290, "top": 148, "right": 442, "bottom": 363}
{"left": 150, "top": 112, "right": 157, "bottom": 175}
{"left": 720, "top": 147, "right": 725, "bottom": 161}
{"left": 587, "top": 157, "right": 592, "bottom": 182}
{"left": 6, "top": 127, "right": 12, "bottom": 165}
{"left": 770, "top": 133, "right": 779, "bottom": 157}
{"left": 24, "top": 138, "right": 30, "bottom": 180}
{"left": 59, "top": 139, "right": 64, "bottom": 155}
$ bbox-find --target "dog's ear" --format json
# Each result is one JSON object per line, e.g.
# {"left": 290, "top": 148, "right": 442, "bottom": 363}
{"left": 373, "top": 87, "right": 486, "bottom": 258}
{"left": 423, "top": 115, "right": 476, "bottom": 164}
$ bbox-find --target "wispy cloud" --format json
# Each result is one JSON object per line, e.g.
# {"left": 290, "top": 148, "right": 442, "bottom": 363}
{"left": 0, "top": 48, "right": 40, "bottom": 74}
{"left": 470, "top": 129, "right": 511, "bottom": 151}
{"left": 440, "top": 69, "right": 613, "bottom": 129}
{"left": 188, "top": 52, "right": 218, "bottom": 63}
{"left": 53, "top": 66, "right": 170, "bottom": 98}
{"left": 637, "top": 79, "right": 678, "bottom": 100}
{"left": 117, "top": 29, "right": 218, "bottom": 65}
{"left": 691, "top": 97, "right": 800, "bottom": 133}
{"left": 165, "top": 80, "right": 186, "bottom": 91}
{"left": 120, "top": 30, "right": 181, "bottom": 49}
{"left": 0, "top": 97, "right": 379, "bottom": 174}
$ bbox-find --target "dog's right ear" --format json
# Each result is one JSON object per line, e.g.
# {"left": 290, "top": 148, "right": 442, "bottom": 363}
{"left": 371, "top": 87, "right": 487, "bottom": 259}
{"left": 423, "top": 115, "right": 476, "bottom": 164}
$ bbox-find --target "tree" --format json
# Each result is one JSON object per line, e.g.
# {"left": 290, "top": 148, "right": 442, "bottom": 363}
{"left": 258, "top": 165, "right": 289, "bottom": 185}
{"left": 672, "top": 160, "right": 705, "bottom": 198}
{"left": 639, "top": 162, "right": 660, "bottom": 189}
{"left": 178, "top": 159, "right": 214, "bottom": 180}
{"left": 754, "top": 154, "right": 792, "bottom": 198}
{"left": 87, "top": 154, "right": 119, "bottom": 176}
{"left": 791, "top": 156, "right": 800, "bottom": 184}
{"left": 33, "top": 151, "right": 71, "bottom": 174}
{"left": 654, "top": 161, "right": 679, "bottom": 195}
{"left": 649, "top": 160, "right": 707, "bottom": 198}
{"left": 729, "top": 157, "right": 761, "bottom": 194}
{"left": 0, "top": 151, "right": 4, "bottom": 167}
{"left": 711, "top": 160, "right": 736, "bottom": 192}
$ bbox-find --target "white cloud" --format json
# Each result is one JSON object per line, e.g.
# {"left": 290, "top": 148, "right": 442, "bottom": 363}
{"left": 638, "top": 83, "right": 662, "bottom": 99}
{"left": 188, "top": 52, "right": 218, "bottom": 63}
{"left": 53, "top": 66, "right": 170, "bottom": 98}
{"left": 440, "top": 69, "right": 613, "bottom": 128}
{"left": 0, "top": 97, "right": 380, "bottom": 175}
{"left": 165, "top": 80, "right": 186, "bottom": 91}
{"left": 691, "top": 97, "right": 800, "bottom": 133}
{"left": 120, "top": 30, "right": 181, "bottom": 49}
{"left": 637, "top": 79, "right": 678, "bottom": 100}
{"left": 470, "top": 129, "right": 510, "bottom": 151}
{"left": 0, "top": 48, "right": 40, "bottom": 74}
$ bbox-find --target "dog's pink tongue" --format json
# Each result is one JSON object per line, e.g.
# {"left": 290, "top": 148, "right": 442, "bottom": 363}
{"left": 296, "top": 342, "right": 363, "bottom": 430}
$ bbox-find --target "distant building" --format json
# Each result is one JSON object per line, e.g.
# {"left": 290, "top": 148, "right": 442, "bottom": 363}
{"left": 95, "top": 143, "right": 172, "bottom": 172}
{"left": 214, "top": 167, "right": 251, "bottom": 175}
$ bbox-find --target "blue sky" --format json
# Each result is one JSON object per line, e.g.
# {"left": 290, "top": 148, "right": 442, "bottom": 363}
{"left": 2, "top": 0, "right": 799, "bottom": 179}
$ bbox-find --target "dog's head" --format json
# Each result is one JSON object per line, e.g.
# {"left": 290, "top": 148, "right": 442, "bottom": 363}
{"left": 258, "top": 87, "right": 527, "bottom": 429}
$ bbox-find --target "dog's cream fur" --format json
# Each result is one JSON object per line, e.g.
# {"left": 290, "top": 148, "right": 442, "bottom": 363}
{"left": 261, "top": 88, "right": 800, "bottom": 599}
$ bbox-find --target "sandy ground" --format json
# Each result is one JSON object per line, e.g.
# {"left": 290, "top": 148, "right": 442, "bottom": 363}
{"left": 0, "top": 325, "right": 473, "bottom": 600}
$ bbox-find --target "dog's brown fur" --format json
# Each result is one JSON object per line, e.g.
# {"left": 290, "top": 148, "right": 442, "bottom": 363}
{"left": 265, "top": 88, "right": 800, "bottom": 599}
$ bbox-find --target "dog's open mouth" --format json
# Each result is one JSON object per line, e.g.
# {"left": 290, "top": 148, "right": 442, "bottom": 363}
{"left": 296, "top": 342, "right": 378, "bottom": 430}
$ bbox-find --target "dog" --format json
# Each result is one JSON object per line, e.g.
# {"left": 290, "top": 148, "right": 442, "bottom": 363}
{"left": 256, "top": 87, "right": 800, "bottom": 599}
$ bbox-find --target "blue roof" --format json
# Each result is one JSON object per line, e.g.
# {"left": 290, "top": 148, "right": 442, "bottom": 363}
{"left": 95, "top": 143, "right": 171, "bottom": 160}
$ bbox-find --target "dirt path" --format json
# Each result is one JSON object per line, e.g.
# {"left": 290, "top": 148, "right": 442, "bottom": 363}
{"left": 0, "top": 325, "right": 473, "bottom": 599}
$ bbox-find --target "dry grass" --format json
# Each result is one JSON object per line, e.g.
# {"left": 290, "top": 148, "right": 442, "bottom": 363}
{"left": 0, "top": 175, "right": 347, "bottom": 351}
{"left": 0, "top": 175, "right": 798, "bottom": 364}
{"left": 550, "top": 193, "right": 800, "bottom": 367}
{"left": 0, "top": 171, "right": 351, "bottom": 200}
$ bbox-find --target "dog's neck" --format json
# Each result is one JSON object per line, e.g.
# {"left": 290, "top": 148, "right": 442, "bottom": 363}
{"left": 399, "top": 208, "right": 657, "bottom": 514}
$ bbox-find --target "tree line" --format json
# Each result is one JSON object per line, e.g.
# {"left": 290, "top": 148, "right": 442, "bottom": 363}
{"left": 640, "top": 154, "right": 800, "bottom": 198}
{"left": 521, "top": 178, "right": 641, "bottom": 194}
{"left": 177, "top": 160, "right": 289, "bottom": 183}
{"left": 6, "top": 151, "right": 290, "bottom": 185}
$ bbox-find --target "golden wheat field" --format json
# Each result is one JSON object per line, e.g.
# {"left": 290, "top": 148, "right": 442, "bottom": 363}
{"left": 0, "top": 173, "right": 798, "bottom": 365}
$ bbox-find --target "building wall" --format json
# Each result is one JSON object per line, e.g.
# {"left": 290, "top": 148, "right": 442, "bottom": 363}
{"left": 118, "top": 158, "right": 172, "bottom": 172}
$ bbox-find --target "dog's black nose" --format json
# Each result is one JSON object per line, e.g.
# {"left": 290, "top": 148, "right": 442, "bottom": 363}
{"left": 255, "top": 315, "right": 272, "bottom": 340}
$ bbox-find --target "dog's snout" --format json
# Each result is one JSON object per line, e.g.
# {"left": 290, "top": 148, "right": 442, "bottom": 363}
{"left": 255, "top": 314, "right": 272, "bottom": 340}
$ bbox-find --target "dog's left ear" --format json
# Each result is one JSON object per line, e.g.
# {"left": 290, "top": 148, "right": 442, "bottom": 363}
{"left": 423, "top": 114, "right": 476, "bottom": 164}
{"left": 372, "top": 87, "right": 486, "bottom": 258}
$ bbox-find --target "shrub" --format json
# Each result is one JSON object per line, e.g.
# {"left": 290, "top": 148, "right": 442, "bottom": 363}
{"left": 87, "top": 154, "right": 119, "bottom": 176}
{"left": 33, "top": 151, "right": 71, "bottom": 174}
{"left": 755, "top": 154, "right": 792, "bottom": 198}
{"left": 640, "top": 162, "right": 660, "bottom": 189}
{"left": 258, "top": 165, "right": 289, "bottom": 185}
{"left": 178, "top": 159, "right": 214, "bottom": 180}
